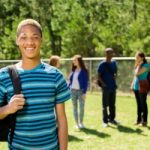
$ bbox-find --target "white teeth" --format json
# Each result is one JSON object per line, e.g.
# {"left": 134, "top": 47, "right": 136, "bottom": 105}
{"left": 26, "top": 48, "right": 34, "bottom": 50}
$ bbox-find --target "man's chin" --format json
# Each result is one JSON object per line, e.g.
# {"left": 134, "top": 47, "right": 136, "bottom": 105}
{"left": 23, "top": 56, "right": 40, "bottom": 60}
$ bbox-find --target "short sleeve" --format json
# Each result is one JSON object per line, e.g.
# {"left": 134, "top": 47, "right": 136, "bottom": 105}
{"left": 143, "top": 63, "right": 149, "bottom": 70}
{"left": 55, "top": 71, "right": 71, "bottom": 104}
{"left": 0, "top": 79, "right": 7, "bottom": 106}
{"left": 138, "top": 63, "right": 150, "bottom": 80}
{"left": 97, "top": 61, "right": 104, "bottom": 74}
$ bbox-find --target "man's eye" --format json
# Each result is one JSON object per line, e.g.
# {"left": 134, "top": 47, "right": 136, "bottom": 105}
{"left": 20, "top": 36, "right": 27, "bottom": 40}
{"left": 33, "top": 36, "right": 40, "bottom": 39}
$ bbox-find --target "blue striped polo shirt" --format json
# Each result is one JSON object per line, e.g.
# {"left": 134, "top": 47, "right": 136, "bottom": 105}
{"left": 0, "top": 62, "right": 71, "bottom": 150}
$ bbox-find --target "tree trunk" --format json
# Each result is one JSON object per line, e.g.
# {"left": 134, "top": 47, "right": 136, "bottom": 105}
{"left": 46, "top": 20, "right": 62, "bottom": 55}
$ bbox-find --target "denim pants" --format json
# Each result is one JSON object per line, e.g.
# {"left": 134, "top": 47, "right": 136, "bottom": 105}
{"left": 102, "top": 88, "right": 116, "bottom": 123}
{"left": 71, "top": 89, "right": 85, "bottom": 124}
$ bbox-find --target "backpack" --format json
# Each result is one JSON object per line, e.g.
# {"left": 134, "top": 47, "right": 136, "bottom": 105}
{"left": 0, "top": 65, "right": 21, "bottom": 143}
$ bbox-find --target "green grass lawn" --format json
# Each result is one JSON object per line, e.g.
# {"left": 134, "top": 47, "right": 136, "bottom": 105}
{"left": 67, "top": 92, "right": 150, "bottom": 150}
{"left": 1, "top": 92, "right": 150, "bottom": 150}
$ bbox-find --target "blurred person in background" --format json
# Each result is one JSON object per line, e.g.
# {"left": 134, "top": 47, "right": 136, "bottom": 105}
{"left": 69, "top": 55, "right": 89, "bottom": 129}
{"left": 49, "top": 55, "right": 61, "bottom": 68}
{"left": 131, "top": 52, "right": 150, "bottom": 127}
{"left": 97, "top": 48, "right": 119, "bottom": 127}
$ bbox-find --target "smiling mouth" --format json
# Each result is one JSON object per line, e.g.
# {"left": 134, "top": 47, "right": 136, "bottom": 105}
{"left": 25, "top": 48, "right": 36, "bottom": 53}
{"left": 26, "top": 48, "right": 35, "bottom": 50}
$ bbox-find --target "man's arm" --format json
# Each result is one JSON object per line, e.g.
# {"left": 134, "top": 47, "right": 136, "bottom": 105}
{"left": 0, "top": 94, "right": 25, "bottom": 119}
{"left": 55, "top": 103, "right": 68, "bottom": 150}
{"left": 0, "top": 105, "right": 11, "bottom": 119}
{"left": 97, "top": 73, "right": 106, "bottom": 87}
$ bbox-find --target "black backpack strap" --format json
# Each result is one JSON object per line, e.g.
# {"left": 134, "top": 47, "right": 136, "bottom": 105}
{"left": 8, "top": 65, "right": 22, "bottom": 94}
{"left": 7, "top": 65, "right": 22, "bottom": 144}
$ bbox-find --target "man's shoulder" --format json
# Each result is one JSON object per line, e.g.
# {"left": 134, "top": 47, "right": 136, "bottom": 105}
{"left": 42, "top": 62, "right": 57, "bottom": 71}
{"left": 0, "top": 66, "right": 9, "bottom": 81}
{"left": 97, "top": 60, "right": 106, "bottom": 72}
{"left": 111, "top": 60, "right": 117, "bottom": 65}
{"left": 0, "top": 66, "right": 9, "bottom": 75}
{"left": 99, "top": 60, "right": 106, "bottom": 65}
{"left": 42, "top": 62, "right": 63, "bottom": 75}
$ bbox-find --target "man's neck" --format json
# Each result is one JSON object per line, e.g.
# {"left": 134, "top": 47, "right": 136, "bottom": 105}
{"left": 106, "top": 58, "right": 112, "bottom": 62}
{"left": 17, "top": 59, "right": 41, "bottom": 70}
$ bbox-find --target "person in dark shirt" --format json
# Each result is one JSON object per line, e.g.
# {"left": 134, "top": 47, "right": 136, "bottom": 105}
{"left": 97, "top": 48, "right": 119, "bottom": 127}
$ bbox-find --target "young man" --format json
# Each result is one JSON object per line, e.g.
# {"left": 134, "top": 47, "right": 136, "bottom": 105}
{"left": 0, "top": 19, "right": 70, "bottom": 150}
{"left": 97, "top": 48, "right": 119, "bottom": 127}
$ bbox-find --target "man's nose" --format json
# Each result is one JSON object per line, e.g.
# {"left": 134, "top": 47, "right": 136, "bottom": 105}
{"left": 26, "top": 38, "right": 34, "bottom": 45}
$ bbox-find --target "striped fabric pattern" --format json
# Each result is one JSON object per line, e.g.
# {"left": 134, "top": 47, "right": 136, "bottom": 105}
{"left": 0, "top": 62, "right": 70, "bottom": 150}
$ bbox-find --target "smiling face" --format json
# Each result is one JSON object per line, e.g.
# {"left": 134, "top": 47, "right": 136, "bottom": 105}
{"left": 16, "top": 24, "right": 42, "bottom": 61}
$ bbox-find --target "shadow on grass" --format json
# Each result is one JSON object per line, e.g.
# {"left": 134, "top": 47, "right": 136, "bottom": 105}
{"left": 68, "top": 135, "right": 83, "bottom": 142}
{"left": 117, "top": 125, "right": 147, "bottom": 136}
{"left": 80, "top": 127, "right": 110, "bottom": 138}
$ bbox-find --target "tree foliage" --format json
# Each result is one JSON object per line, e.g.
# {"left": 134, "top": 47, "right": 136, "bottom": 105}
{"left": 0, "top": 0, "right": 150, "bottom": 59}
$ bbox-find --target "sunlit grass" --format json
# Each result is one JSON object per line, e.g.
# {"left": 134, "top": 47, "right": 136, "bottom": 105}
{"left": 67, "top": 92, "right": 150, "bottom": 150}
{"left": 1, "top": 92, "right": 150, "bottom": 150}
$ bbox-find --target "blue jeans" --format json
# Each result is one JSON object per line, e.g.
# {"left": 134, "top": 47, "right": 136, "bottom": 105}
{"left": 71, "top": 89, "right": 85, "bottom": 124}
